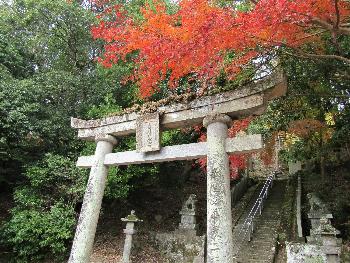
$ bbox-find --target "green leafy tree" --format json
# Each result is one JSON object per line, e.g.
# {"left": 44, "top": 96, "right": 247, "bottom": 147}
{"left": 0, "top": 0, "right": 137, "bottom": 184}
{"left": 0, "top": 0, "right": 146, "bottom": 260}
{"left": 249, "top": 50, "right": 350, "bottom": 172}
{"left": 1, "top": 154, "right": 87, "bottom": 262}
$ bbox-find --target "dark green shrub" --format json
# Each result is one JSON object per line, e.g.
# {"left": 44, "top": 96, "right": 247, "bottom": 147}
{"left": 1, "top": 154, "right": 87, "bottom": 261}
{"left": 2, "top": 202, "right": 75, "bottom": 262}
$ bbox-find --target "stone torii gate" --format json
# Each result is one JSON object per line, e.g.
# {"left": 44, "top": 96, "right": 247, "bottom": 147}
{"left": 68, "top": 70, "right": 287, "bottom": 263}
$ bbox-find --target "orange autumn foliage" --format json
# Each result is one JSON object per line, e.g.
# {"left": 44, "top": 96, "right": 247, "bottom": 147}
{"left": 91, "top": 0, "right": 350, "bottom": 97}
{"left": 288, "top": 119, "right": 326, "bottom": 138}
{"left": 288, "top": 119, "right": 333, "bottom": 142}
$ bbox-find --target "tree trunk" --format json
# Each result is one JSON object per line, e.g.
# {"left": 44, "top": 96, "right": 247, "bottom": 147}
{"left": 345, "top": 142, "right": 350, "bottom": 160}
{"left": 320, "top": 155, "right": 326, "bottom": 179}
{"left": 320, "top": 136, "right": 326, "bottom": 179}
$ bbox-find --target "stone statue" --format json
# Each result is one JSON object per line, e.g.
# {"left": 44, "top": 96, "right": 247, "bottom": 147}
{"left": 179, "top": 194, "right": 197, "bottom": 233}
{"left": 312, "top": 217, "right": 340, "bottom": 237}
{"left": 307, "top": 193, "right": 328, "bottom": 213}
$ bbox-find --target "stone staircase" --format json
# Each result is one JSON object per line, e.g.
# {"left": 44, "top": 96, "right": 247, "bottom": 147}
{"left": 232, "top": 179, "right": 287, "bottom": 263}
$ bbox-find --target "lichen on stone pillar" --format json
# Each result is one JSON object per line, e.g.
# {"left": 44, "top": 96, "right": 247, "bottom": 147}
{"left": 69, "top": 134, "right": 117, "bottom": 263}
{"left": 203, "top": 113, "right": 232, "bottom": 128}
{"left": 203, "top": 113, "right": 234, "bottom": 263}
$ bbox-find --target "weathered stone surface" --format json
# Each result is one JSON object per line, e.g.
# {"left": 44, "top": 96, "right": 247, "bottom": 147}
{"left": 308, "top": 193, "right": 329, "bottom": 213}
{"left": 307, "top": 193, "right": 332, "bottom": 230}
{"left": 71, "top": 70, "right": 287, "bottom": 140}
{"left": 286, "top": 243, "right": 327, "bottom": 263}
{"left": 136, "top": 112, "right": 160, "bottom": 153}
{"left": 150, "top": 194, "right": 203, "bottom": 263}
{"left": 287, "top": 242, "right": 341, "bottom": 263}
{"left": 154, "top": 232, "right": 205, "bottom": 263}
{"left": 179, "top": 194, "right": 198, "bottom": 232}
{"left": 225, "top": 134, "right": 263, "bottom": 154}
{"left": 289, "top": 194, "right": 342, "bottom": 263}
{"left": 309, "top": 217, "right": 341, "bottom": 245}
{"left": 203, "top": 113, "right": 232, "bottom": 128}
{"left": 105, "top": 141, "right": 207, "bottom": 166}
{"left": 69, "top": 135, "right": 117, "bottom": 263}
{"left": 288, "top": 161, "right": 302, "bottom": 175}
{"left": 77, "top": 135, "right": 263, "bottom": 168}
{"left": 296, "top": 174, "right": 303, "bottom": 238}
{"left": 76, "top": 155, "right": 96, "bottom": 168}
{"left": 204, "top": 114, "right": 233, "bottom": 263}
{"left": 307, "top": 215, "right": 342, "bottom": 263}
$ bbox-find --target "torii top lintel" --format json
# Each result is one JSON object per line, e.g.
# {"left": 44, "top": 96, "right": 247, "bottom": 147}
{"left": 71, "top": 70, "right": 287, "bottom": 140}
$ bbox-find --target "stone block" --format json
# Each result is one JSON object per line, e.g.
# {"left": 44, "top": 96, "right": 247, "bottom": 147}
{"left": 287, "top": 242, "right": 341, "bottom": 263}
{"left": 136, "top": 112, "right": 160, "bottom": 153}
{"left": 154, "top": 232, "right": 205, "bottom": 263}
{"left": 288, "top": 161, "right": 302, "bottom": 175}
{"left": 179, "top": 194, "right": 198, "bottom": 233}
{"left": 286, "top": 242, "right": 327, "bottom": 263}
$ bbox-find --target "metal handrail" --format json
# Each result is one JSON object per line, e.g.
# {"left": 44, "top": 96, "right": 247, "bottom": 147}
{"left": 233, "top": 171, "right": 276, "bottom": 255}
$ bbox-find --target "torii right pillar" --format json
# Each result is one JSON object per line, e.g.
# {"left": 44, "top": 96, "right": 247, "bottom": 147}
{"left": 204, "top": 113, "right": 234, "bottom": 263}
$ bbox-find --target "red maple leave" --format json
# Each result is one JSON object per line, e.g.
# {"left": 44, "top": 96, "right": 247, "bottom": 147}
{"left": 195, "top": 117, "right": 254, "bottom": 180}
{"left": 91, "top": 0, "right": 350, "bottom": 97}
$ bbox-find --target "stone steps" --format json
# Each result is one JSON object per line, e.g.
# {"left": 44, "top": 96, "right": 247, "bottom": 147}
{"left": 232, "top": 179, "right": 286, "bottom": 263}
{"left": 232, "top": 183, "right": 261, "bottom": 225}
{"left": 233, "top": 183, "right": 265, "bottom": 221}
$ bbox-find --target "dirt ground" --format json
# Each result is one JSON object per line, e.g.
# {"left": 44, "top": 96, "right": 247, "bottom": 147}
{"left": 90, "top": 231, "right": 167, "bottom": 263}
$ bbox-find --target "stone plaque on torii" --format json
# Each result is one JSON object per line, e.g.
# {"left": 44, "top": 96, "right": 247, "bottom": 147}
{"left": 68, "top": 70, "right": 287, "bottom": 263}
{"left": 136, "top": 112, "right": 160, "bottom": 153}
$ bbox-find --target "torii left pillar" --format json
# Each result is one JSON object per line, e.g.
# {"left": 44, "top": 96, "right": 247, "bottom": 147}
{"left": 69, "top": 134, "right": 117, "bottom": 263}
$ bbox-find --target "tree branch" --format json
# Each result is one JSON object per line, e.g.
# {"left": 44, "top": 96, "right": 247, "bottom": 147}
{"left": 311, "top": 17, "right": 350, "bottom": 36}
{"left": 297, "top": 52, "right": 350, "bottom": 64}
{"left": 283, "top": 47, "right": 350, "bottom": 64}
{"left": 335, "top": 0, "right": 340, "bottom": 29}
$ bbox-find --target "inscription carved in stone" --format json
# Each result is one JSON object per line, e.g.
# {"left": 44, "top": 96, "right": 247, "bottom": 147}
{"left": 136, "top": 112, "right": 160, "bottom": 153}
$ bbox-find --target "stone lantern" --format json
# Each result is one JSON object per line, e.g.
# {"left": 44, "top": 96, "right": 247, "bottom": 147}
{"left": 308, "top": 217, "right": 342, "bottom": 263}
{"left": 121, "top": 210, "right": 143, "bottom": 263}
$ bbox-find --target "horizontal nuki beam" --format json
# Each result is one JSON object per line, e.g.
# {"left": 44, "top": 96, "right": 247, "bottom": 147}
{"left": 77, "top": 134, "right": 263, "bottom": 168}
{"left": 71, "top": 70, "right": 287, "bottom": 140}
